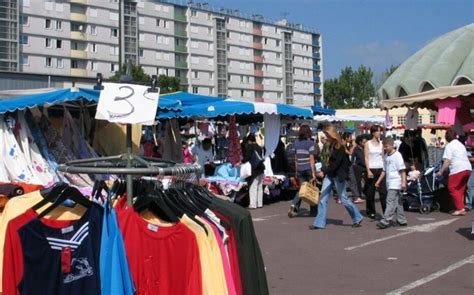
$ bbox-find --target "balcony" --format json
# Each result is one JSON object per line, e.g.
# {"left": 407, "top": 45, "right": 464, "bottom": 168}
{"left": 313, "top": 64, "right": 321, "bottom": 71}
{"left": 179, "top": 77, "right": 188, "bottom": 84}
{"left": 255, "top": 96, "right": 264, "bottom": 102}
{"left": 253, "top": 42, "right": 262, "bottom": 49}
{"left": 254, "top": 56, "right": 264, "bottom": 63}
{"left": 313, "top": 76, "right": 321, "bottom": 83}
{"left": 70, "top": 0, "right": 87, "bottom": 4}
{"left": 175, "top": 61, "right": 188, "bottom": 68}
{"left": 175, "top": 45, "right": 187, "bottom": 53}
{"left": 70, "top": 50, "right": 87, "bottom": 59}
{"left": 254, "top": 70, "right": 263, "bottom": 77}
{"left": 313, "top": 40, "right": 320, "bottom": 47}
{"left": 313, "top": 52, "right": 321, "bottom": 59}
{"left": 71, "top": 68, "right": 87, "bottom": 77}
{"left": 174, "top": 13, "right": 187, "bottom": 22}
{"left": 71, "top": 31, "right": 87, "bottom": 41}
{"left": 255, "top": 83, "right": 264, "bottom": 90}
{"left": 70, "top": 13, "right": 87, "bottom": 22}
{"left": 252, "top": 28, "right": 262, "bottom": 35}
{"left": 314, "top": 88, "right": 321, "bottom": 95}
{"left": 175, "top": 30, "right": 187, "bottom": 38}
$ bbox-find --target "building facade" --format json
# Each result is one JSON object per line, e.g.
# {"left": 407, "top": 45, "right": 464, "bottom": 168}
{"left": 0, "top": 0, "right": 323, "bottom": 107}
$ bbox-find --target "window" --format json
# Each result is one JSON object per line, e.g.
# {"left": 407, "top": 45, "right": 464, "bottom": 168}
{"left": 91, "top": 61, "right": 98, "bottom": 71}
{"left": 276, "top": 53, "right": 281, "bottom": 60}
{"left": 208, "top": 28, "right": 212, "bottom": 35}
{"left": 19, "top": 16, "right": 28, "bottom": 26}
{"left": 192, "top": 87, "right": 198, "bottom": 94}
{"left": 277, "top": 79, "right": 282, "bottom": 86}
{"left": 56, "top": 40, "right": 62, "bottom": 49}
{"left": 264, "top": 38, "right": 268, "bottom": 45}
{"left": 191, "top": 10, "right": 197, "bottom": 17}
{"left": 20, "top": 54, "right": 29, "bottom": 65}
{"left": 71, "top": 60, "right": 78, "bottom": 68}
{"left": 57, "top": 58, "right": 63, "bottom": 68}
{"left": 110, "top": 46, "right": 119, "bottom": 55}
{"left": 91, "top": 25, "right": 97, "bottom": 35}
{"left": 111, "top": 28, "right": 118, "bottom": 37}
{"left": 19, "top": 35, "right": 28, "bottom": 45}
{"left": 56, "top": 20, "right": 62, "bottom": 30}
{"left": 45, "top": 38, "right": 52, "bottom": 48}
{"left": 397, "top": 116, "right": 406, "bottom": 125}
{"left": 139, "top": 49, "right": 144, "bottom": 58}
{"left": 430, "top": 114, "right": 436, "bottom": 124}
{"left": 91, "top": 43, "right": 97, "bottom": 53}
{"left": 139, "top": 33, "right": 145, "bottom": 42}
{"left": 417, "top": 115, "right": 423, "bottom": 125}
{"left": 45, "top": 57, "right": 52, "bottom": 67}
{"left": 240, "top": 90, "right": 244, "bottom": 97}
{"left": 209, "top": 73, "right": 213, "bottom": 80}
{"left": 110, "top": 63, "right": 118, "bottom": 72}
{"left": 276, "top": 40, "right": 281, "bottom": 47}
{"left": 45, "top": 19, "right": 51, "bottom": 29}
{"left": 193, "top": 71, "right": 198, "bottom": 79}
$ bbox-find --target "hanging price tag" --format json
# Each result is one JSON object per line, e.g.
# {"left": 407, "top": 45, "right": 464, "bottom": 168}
{"left": 95, "top": 83, "right": 160, "bottom": 125}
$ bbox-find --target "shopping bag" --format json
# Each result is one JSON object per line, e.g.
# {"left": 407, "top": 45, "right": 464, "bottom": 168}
{"left": 299, "top": 180, "right": 320, "bottom": 206}
{"left": 239, "top": 162, "right": 252, "bottom": 180}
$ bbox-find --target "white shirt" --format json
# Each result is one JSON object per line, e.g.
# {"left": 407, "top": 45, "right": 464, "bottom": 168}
{"left": 383, "top": 151, "right": 406, "bottom": 190}
{"left": 368, "top": 140, "right": 384, "bottom": 169}
{"left": 190, "top": 144, "right": 214, "bottom": 167}
{"left": 442, "top": 139, "right": 472, "bottom": 175}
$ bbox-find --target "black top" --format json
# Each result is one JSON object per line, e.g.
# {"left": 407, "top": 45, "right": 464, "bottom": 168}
{"left": 242, "top": 143, "right": 265, "bottom": 176}
{"left": 322, "top": 145, "right": 350, "bottom": 181}
{"left": 352, "top": 146, "right": 366, "bottom": 169}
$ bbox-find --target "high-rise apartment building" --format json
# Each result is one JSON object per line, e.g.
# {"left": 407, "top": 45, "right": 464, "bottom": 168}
{"left": 0, "top": 0, "right": 323, "bottom": 106}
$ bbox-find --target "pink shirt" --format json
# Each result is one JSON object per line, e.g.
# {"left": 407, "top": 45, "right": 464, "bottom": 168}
{"left": 435, "top": 97, "right": 462, "bottom": 124}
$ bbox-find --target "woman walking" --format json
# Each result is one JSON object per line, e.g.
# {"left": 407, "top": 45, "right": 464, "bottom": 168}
{"left": 309, "top": 125, "right": 363, "bottom": 229}
{"left": 288, "top": 125, "right": 317, "bottom": 217}
{"left": 364, "top": 125, "right": 387, "bottom": 219}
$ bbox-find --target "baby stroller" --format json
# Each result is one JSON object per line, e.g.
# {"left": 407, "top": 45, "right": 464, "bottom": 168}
{"left": 403, "top": 162, "right": 442, "bottom": 214}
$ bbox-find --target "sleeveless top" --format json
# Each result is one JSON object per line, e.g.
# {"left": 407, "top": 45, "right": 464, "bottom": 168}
{"left": 367, "top": 140, "right": 384, "bottom": 169}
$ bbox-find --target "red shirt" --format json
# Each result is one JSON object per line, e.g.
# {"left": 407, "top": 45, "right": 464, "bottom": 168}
{"left": 117, "top": 208, "right": 202, "bottom": 295}
{"left": 3, "top": 210, "right": 76, "bottom": 295}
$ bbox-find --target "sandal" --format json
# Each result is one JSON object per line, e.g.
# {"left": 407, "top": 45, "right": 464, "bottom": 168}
{"left": 353, "top": 198, "right": 365, "bottom": 204}
{"left": 288, "top": 207, "right": 298, "bottom": 218}
{"left": 451, "top": 210, "right": 466, "bottom": 216}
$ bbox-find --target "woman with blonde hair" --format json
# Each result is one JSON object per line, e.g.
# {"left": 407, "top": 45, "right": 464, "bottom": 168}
{"left": 309, "top": 125, "right": 363, "bottom": 229}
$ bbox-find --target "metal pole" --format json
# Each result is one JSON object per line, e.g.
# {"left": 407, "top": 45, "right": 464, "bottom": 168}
{"left": 126, "top": 124, "right": 133, "bottom": 205}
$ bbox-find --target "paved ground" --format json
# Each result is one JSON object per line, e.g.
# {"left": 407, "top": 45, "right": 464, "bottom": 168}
{"left": 249, "top": 199, "right": 473, "bottom": 295}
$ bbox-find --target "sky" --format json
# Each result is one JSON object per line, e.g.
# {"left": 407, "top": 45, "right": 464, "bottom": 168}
{"left": 203, "top": 0, "right": 473, "bottom": 81}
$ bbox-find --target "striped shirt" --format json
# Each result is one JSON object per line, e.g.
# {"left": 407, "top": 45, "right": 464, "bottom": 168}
{"left": 294, "top": 139, "right": 316, "bottom": 172}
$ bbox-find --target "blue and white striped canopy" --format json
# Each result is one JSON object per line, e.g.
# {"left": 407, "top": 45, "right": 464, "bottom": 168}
{"left": 157, "top": 98, "right": 313, "bottom": 119}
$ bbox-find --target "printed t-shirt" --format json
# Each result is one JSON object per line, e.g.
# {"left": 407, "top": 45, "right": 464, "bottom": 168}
{"left": 0, "top": 191, "right": 84, "bottom": 292}
{"left": 383, "top": 151, "right": 406, "bottom": 190}
{"left": 442, "top": 139, "right": 472, "bottom": 175}
{"left": 181, "top": 215, "right": 218, "bottom": 295}
{"left": 117, "top": 208, "right": 202, "bottom": 295}
{"left": 3, "top": 204, "right": 103, "bottom": 295}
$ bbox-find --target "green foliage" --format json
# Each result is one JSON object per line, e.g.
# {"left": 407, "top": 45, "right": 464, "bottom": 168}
{"left": 157, "top": 75, "right": 181, "bottom": 94}
{"left": 324, "top": 65, "right": 376, "bottom": 109}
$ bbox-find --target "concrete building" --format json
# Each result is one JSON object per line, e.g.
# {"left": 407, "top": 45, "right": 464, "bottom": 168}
{"left": 0, "top": 0, "right": 323, "bottom": 107}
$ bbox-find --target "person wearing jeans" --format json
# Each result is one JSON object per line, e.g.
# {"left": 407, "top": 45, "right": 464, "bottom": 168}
{"left": 242, "top": 134, "right": 265, "bottom": 209}
{"left": 309, "top": 125, "right": 363, "bottom": 230}
{"left": 249, "top": 174, "right": 264, "bottom": 208}
{"left": 375, "top": 137, "right": 408, "bottom": 229}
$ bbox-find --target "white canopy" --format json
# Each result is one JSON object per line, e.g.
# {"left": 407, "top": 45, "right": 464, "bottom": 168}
{"left": 314, "top": 114, "right": 385, "bottom": 123}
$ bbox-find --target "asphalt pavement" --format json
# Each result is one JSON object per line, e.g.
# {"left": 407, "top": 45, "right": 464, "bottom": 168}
{"left": 249, "top": 198, "right": 473, "bottom": 295}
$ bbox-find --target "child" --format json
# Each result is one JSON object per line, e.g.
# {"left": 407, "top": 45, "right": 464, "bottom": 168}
{"left": 375, "top": 137, "right": 408, "bottom": 229}
{"left": 408, "top": 163, "right": 421, "bottom": 182}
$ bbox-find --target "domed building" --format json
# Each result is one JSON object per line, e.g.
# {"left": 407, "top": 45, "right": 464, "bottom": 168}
{"left": 379, "top": 23, "right": 473, "bottom": 100}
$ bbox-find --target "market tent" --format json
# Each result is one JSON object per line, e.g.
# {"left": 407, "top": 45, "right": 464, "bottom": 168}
{"left": 158, "top": 98, "right": 313, "bottom": 119}
{"left": 0, "top": 88, "right": 182, "bottom": 114}
{"left": 314, "top": 114, "right": 385, "bottom": 123}
{"left": 380, "top": 84, "right": 474, "bottom": 110}
{"left": 159, "top": 91, "right": 226, "bottom": 107}
{"left": 312, "top": 105, "right": 335, "bottom": 115}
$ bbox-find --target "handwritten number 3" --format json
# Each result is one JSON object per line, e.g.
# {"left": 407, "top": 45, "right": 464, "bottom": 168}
{"left": 108, "top": 86, "right": 135, "bottom": 119}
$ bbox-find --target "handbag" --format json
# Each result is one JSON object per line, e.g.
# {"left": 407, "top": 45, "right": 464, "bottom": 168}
{"left": 299, "top": 180, "right": 320, "bottom": 206}
{"left": 239, "top": 162, "right": 252, "bottom": 179}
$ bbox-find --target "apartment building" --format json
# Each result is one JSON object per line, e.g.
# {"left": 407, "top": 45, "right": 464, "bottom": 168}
{"left": 0, "top": 0, "right": 323, "bottom": 107}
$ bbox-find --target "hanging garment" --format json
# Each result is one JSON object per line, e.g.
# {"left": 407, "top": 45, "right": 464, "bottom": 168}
{"left": 405, "top": 108, "right": 419, "bottom": 129}
{"left": 210, "top": 198, "right": 269, "bottom": 295}
{"left": 162, "top": 119, "right": 183, "bottom": 163}
{"left": 63, "top": 108, "right": 98, "bottom": 160}
{"left": 17, "top": 112, "right": 56, "bottom": 186}
{"left": 117, "top": 208, "right": 202, "bottom": 295}
{"left": 435, "top": 97, "right": 462, "bottom": 125}
{"left": 0, "top": 117, "right": 41, "bottom": 185}
{"left": 227, "top": 116, "right": 242, "bottom": 166}
{"left": 263, "top": 114, "right": 280, "bottom": 176}
{"left": 3, "top": 203, "right": 103, "bottom": 295}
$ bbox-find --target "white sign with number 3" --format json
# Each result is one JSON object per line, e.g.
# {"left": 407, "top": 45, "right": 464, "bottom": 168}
{"left": 95, "top": 83, "right": 160, "bottom": 125}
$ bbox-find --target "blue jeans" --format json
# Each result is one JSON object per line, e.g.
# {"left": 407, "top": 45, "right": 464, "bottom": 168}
{"left": 466, "top": 171, "right": 474, "bottom": 210}
{"left": 291, "top": 170, "right": 312, "bottom": 209}
{"left": 313, "top": 176, "right": 363, "bottom": 228}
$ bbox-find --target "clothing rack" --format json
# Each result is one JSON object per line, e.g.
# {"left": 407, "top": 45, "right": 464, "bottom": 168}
{"left": 58, "top": 64, "right": 202, "bottom": 205}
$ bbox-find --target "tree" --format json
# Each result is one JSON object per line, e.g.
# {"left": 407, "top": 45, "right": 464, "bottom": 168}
{"left": 110, "top": 64, "right": 151, "bottom": 84}
{"left": 157, "top": 75, "right": 181, "bottom": 94}
{"left": 324, "top": 65, "right": 376, "bottom": 109}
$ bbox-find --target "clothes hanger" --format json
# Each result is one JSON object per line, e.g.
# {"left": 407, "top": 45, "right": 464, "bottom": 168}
{"left": 133, "top": 179, "right": 179, "bottom": 223}
{"left": 34, "top": 182, "right": 70, "bottom": 211}
{"left": 37, "top": 186, "right": 93, "bottom": 219}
